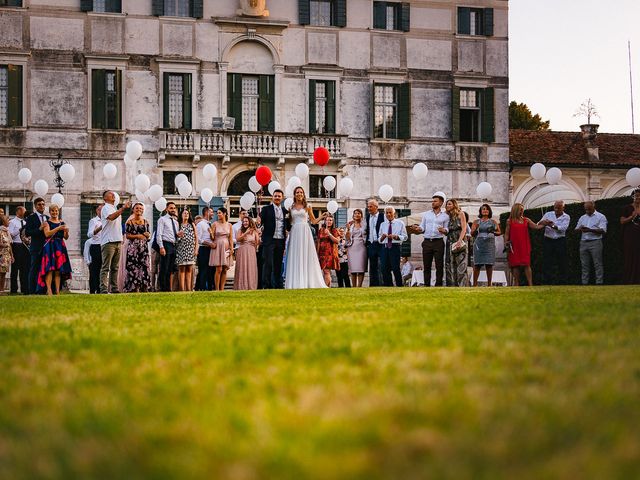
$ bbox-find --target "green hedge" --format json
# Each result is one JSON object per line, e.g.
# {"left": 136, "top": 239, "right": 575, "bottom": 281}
{"left": 499, "top": 196, "right": 631, "bottom": 285}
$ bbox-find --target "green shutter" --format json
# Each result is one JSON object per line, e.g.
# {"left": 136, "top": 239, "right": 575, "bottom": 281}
{"left": 298, "top": 0, "right": 310, "bottom": 25}
{"left": 326, "top": 80, "right": 336, "bottom": 134}
{"left": 80, "top": 203, "right": 94, "bottom": 247}
{"left": 336, "top": 207, "right": 348, "bottom": 228}
{"left": 395, "top": 208, "right": 412, "bottom": 257}
{"left": 334, "top": 0, "right": 347, "bottom": 27}
{"left": 397, "top": 83, "right": 410, "bottom": 140}
{"left": 163, "top": 72, "right": 170, "bottom": 128}
{"left": 400, "top": 3, "right": 410, "bottom": 32}
{"left": 259, "top": 75, "right": 275, "bottom": 132}
{"left": 192, "top": 0, "right": 203, "bottom": 18}
{"left": 108, "top": 0, "right": 122, "bottom": 13}
{"left": 228, "top": 73, "right": 243, "bottom": 130}
{"left": 308, "top": 79, "right": 316, "bottom": 133}
{"left": 373, "top": 2, "right": 386, "bottom": 29}
{"left": 370, "top": 82, "right": 376, "bottom": 138}
{"left": 452, "top": 86, "right": 460, "bottom": 142}
{"left": 7, "top": 64, "right": 22, "bottom": 127}
{"left": 5, "top": 0, "right": 23, "bottom": 6}
{"left": 483, "top": 8, "right": 494, "bottom": 36}
{"left": 457, "top": 7, "right": 470, "bottom": 35}
{"left": 481, "top": 88, "right": 495, "bottom": 143}
{"left": 80, "top": 0, "right": 93, "bottom": 11}
{"left": 115, "top": 69, "right": 122, "bottom": 129}
{"left": 92, "top": 69, "right": 106, "bottom": 129}
{"left": 152, "top": 0, "right": 164, "bottom": 16}
{"left": 183, "top": 73, "right": 192, "bottom": 130}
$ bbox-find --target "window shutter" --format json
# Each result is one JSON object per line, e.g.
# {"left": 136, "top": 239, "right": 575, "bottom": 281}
{"left": 92, "top": 69, "right": 106, "bottom": 129}
{"left": 115, "top": 69, "right": 122, "bottom": 129}
{"left": 5, "top": 0, "right": 23, "bottom": 6}
{"left": 483, "top": 8, "right": 494, "bottom": 36}
{"left": 192, "top": 0, "right": 203, "bottom": 18}
{"left": 163, "top": 72, "right": 170, "bottom": 128}
{"left": 481, "top": 88, "right": 495, "bottom": 143}
{"left": 298, "top": 0, "right": 310, "bottom": 25}
{"left": 373, "top": 2, "right": 386, "bottom": 29}
{"left": 183, "top": 73, "right": 192, "bottom": 130}
{"left": 452, "top": 86, "right": 460, "bottom": 142}
{"left": 400, "top": 3, "right": 410, "bottom": 32}
{"left": 308, "top": 79, "right": 316, "bottom": 133}
{"left": 334, "top": 0, "right": 347, "bottom": 27}
{"left": 326, "top": 80, "right": 336, "bottom": 134}
{"left": 80, "top": 0, "right": 93, "bottom": 12}
{"left": 457, "top": 7, "right": 470, "bottom": 35}
{"left": 394, "top": 208, "right": 411, "bottom": 257}
{"left": 370, "top": 82, "right": 376, "bottom": 138}
{"left": 80, "top": 203, "right": 93, "bottom": 247}
{"left": 108, "top": 0, "right": 122, "bottom": 13}
{"left": 397, "top": 83, "right": 411, "bottom": 140}
{"left": 259, "top": 75, "right": 275, "bottom": 132}
{"left": 7, "top": 64, "right": 22, "bottom": 127}
{"left": 152, "top": 0, "right": 164, "bottom": 16}
{"left": 228, "top": 73, "right": 243, "bottom": 130}
{"left": 336, "top": 207, "right": 348, "bottom": 227}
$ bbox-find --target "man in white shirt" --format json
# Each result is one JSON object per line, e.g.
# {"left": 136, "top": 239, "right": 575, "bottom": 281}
{"left": 410, "top": 192, "right": 449, "bottom": 287}
{"left": 232, "top": 209, "right": 248, "bottom": 244}
{"left": 100, "top": 191, "right": 131, "bottom": 294}
{"left": 195, "top": 206, "right": 214, "bottom": 291}
{"left": 364, "top": 198, "right": 384, "bottom": 286}
{"left": 538, "top": 200, "right": 571, "bottom": 285}
{"left": 575, "top": 201, "right": 608, "bottom": 285}
{"left": 8, "top": 206, "right": 28, "bottom": 294}
{"left": 378, "top": 206, "right": 408, "bottom": 287}
{"left": 156, "top": 201, "right": 183, "bottom": 292}
{"left": 87, "top": 205, "right": 103, "bottom": 294}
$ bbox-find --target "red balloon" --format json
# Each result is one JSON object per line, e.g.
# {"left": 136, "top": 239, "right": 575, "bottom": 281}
{"left": 313, "top": 147, "right": 330, "bottom": 167}
{"left": 255, "top": 165, "right": 272, "bottom": 186}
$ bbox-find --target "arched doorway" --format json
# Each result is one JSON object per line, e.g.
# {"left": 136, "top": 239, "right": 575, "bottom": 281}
{"left": 226, "top": 169, "right": 271, "bottom": 220}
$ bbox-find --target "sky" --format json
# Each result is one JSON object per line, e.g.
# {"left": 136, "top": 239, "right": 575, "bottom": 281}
{"left": 509, "top": 0, "right": 640, "bottom": 133}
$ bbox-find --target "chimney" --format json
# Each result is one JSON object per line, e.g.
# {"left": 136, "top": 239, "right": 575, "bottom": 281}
{"left": 580, "top": 123, "right": 599, "bottom": 141}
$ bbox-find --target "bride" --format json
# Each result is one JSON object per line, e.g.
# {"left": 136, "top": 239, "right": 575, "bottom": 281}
{"left": 285, "top": 186, "right": 329, "bottom": 289}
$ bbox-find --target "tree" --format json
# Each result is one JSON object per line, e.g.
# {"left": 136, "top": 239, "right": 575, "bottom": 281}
{"left": 573, "top": 98, "right": 599, "bottom": 124}
{"left": 509, "top": 101, "right": 551, "bottom": 130}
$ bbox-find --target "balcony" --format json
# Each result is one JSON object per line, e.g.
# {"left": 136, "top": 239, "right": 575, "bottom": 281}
{"left": 158, "top": 130, "right": 347, "bottom": 166}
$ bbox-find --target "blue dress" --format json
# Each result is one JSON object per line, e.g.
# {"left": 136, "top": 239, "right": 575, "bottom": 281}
{"left": 37, "top": 221, "right": 72, "bottom": 292}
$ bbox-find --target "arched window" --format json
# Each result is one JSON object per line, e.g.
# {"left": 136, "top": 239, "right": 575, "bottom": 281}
{"left": 227, "top": 170, "right": 256, "bottom": 197}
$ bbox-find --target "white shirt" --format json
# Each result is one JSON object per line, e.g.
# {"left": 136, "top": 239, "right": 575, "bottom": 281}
{"left": 540, "top": 211, "right": 571, "bottom": 239}
{"left": 368, "top": 212, "right": 380, "bottom": 243}
{"left": 272, "top": 204, "right": 285, "bottom": 240}
{"left": 575, "top": 211, "right": 607, "bottom": 241}
{"left": 100, "top": 203, "right": 123, "bottom": 245}
{"left": 232, "top": 221, "right": 242, "bottom": 241}
{"left": 87, "top": 216, "right": 102, "bottom": 245}
{"left": 419, "top": 210, "right": 449, "bottom": 239}
{"left": 156, "top": 214, "right": 179, "bottom": 248}
{"left": 378, "top": 219, "right": 408, "bottom": 245}
{"left": 83, "top": 239, "right": 92, "bottom": 265}
{"left": 8, "top": 216, "right": 26, "bottom": 243}
{"left": 401, "top": 260, "right": 414, "bottom": 277}
{"left": 196, "top": 219, "right": 212, "bottom": 246}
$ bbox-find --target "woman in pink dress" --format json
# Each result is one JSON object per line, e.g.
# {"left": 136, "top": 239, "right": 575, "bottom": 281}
{"left": 234, "top": 216, "right": 260, "bottom": 290}
{"left": 209, "top": 207, "right": 234, "bottom": 291}
{"left": 504, "top": 202, "right": 543, "bottom": 286}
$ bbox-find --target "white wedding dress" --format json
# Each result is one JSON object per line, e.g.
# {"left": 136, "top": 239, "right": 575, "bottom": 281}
{"left": 285, "top": 208, "right": 328, "bottom": 289}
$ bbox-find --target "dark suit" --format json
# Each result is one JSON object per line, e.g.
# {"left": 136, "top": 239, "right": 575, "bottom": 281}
{"left": 364, "top": 211, "right": 385, "bottom": 287}
{"left": 259, "top": 203, "right": 289, "bottom": 289}
{"left": 25, "top": 211, "right": 48, "bottom": 294}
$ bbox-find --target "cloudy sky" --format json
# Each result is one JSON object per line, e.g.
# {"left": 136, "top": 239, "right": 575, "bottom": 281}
{"left": 510, "top": 0, "right": 640, "bottom": 133}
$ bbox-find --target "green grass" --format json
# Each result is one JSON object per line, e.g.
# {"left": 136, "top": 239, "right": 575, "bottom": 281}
{"left": 1, "top": 287, "right": 639, "bottom": 480}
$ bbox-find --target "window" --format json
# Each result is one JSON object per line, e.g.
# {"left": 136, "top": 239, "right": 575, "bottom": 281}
{"left": 373, "top": 83, "right": 410, "bottom": 140}
{"left": 310, "top": 0, "right": 331, "bottom": 26}
{"left": 452, "top": 87, "right": 494, "bottom": 143}
{"left": 91, "top": 69, "right": 122, "bottom": 129}
{"left": 373, "top": 2, "right": 410, "bottom": 31}
{"left": 457, "top": 7, "right": 494, "bottom": 36}
{"left": 227, "top": 74, "right": 275, "bottom": 132}
{"left": 0, "top": 64, "right": 22, "bottom": 127}
{"left": 309, "top": 80, "right": 335, "bottom": 134}
{"left": 80, "top": 0, "right": 122, "bottom": 13}
{"left": 299, "top": 0, "right": 346, "bottom": 27}
{"left": 0, "top": 0, "right": 23, "bottom": 7}
{"left": 151, "top": 0, "right": 203, "bottom": 19}
{"left": 163, "top": 171, "right": 192, "bottom": 196}
{"left": 163, "top": 73, "right": 192, "bottom": 129}
{"left": 164, "top": 0, "right": 189, "bottom": 17}
{"left": 459, "top": 89, "right": 479, "bottom": 142}
{"left": 309, "top": 175, "right": 336, "bottom": 199}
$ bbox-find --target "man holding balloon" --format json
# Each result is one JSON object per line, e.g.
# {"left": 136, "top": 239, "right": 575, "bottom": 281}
{"left": 100, "top": 191, "right": 131, "bottom": 294}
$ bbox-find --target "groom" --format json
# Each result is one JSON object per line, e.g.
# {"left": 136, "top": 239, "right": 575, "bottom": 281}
{"left": 259, "top": 189, "right": 289, "bottom": 289}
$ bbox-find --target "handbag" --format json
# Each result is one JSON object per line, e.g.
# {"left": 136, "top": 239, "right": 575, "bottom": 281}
{"left": 451, "top": 239, "right": 467, "bottom": 255}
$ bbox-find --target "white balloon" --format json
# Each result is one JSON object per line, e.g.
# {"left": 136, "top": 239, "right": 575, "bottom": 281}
{"left": 126, "top": 140, "right": 143, "bottom": 160}
{"left": 50, "top": 193, "right": 65, "bottom": 208}
{"left": 412, "top": 162, "right": 428, "bottom": 180}
{"left": 323, "top": 176, "right": 337, "bottom": 192}
{"left": 135, "top": 189, "right": 148, "bottom": 203}
{"left": 203, "top": 163, "right": 217, "bottom": 181}
{"left": 476, "top": 182, "right": 493, "bottom": 198}
{"left": 123, "top": 154, "right": 136, "bottom": 168}
{"left": 378, "top": 184, "right": 393, "bottom": 203}
{"left": 326, "top": 200, "right": 339, "bottom": 214}
{"left": 546, "top": 167, "right": 562, "bottom": 185}
{"left": 284, "top": 197, "right": 294, "bottom": 210}
{"left": 626, "top": 167, "right": 640, "bottom": 187}
{"left": 178, "top": 181, "right": 192, "bottom": 197}
{"left": 285, "top": 184, "right": 294, "bottom": 198}
{"left": 200, "top": 187, "right": 213, "bottom": 203}
{"left": 103, "top": 163, "right": 117, "bottom": 179}
{"left": 113, "top": 192, "right": 120, "bottom": 207}
{"left": 268, "top": 181, "right": 282, "bottom": 195}
{"left": 174, "top": 173, "right": 188, "bottom": 189}
{"left": 146, "top": 184, "right": 163, "bottom": 202}
{"left": 339, "top": 177, "right": 354, "bottom": 197}
{"left": 295, "top": 163, "right": 309, "bottom": 180}
{"left": 288, "top": 176, "right": 302, "bottom": 189}
{"left": 248, "top": 175, "right": 261, "bottom": 193}
{"left": 135, "top": 173, "right": 151, "bottom": 192}
{"left": 240, "top": 192, "right": 255, "bottom": 210}
{"left": 34, "top": 179, "right": 48, "bottom": 197}
{"left": 18, "top": 168, "right": 32, "bottom": 184}
{"left": 59, "top": 163, "right": 75, "bottom": 182}
{"left": 530, "top": 162, "right": 546, "bottom": 181}
{"left": 155, "top": 197, "right": 167, "bottom": 212}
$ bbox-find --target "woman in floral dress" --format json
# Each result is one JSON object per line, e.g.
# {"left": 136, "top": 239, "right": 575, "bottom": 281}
{"left": 176, "top": 208, "right": 198, "bottom": 291}
{"left": 124, "top": 202, "right": 151, "bottom": 293}
{"left": 317, "top": 214, "right": 340, "bottom": 287}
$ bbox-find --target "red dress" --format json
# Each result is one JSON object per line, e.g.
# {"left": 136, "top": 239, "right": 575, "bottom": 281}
{"left": 507, "top": 218, "right": 531, "bottom": 267}
{"left": 317, "top": 227, "right": 340, "bottom": 270}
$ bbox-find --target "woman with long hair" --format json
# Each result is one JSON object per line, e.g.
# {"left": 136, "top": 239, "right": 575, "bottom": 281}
{"left": 176, "top": 207, "right": 198, "bottom": 291}
{"left": 209, "top": 207, "right": 233, "bottom": 291}
{"left": 317, "top": 214, "right": 340, "bottom": 287}
{"left": 0, "top": 215, "right": 13, "bottom": 295}
{"left": 123, "top": 202, "right": 151, "bottom": 293}
{"left": 504, "top": 202, "right": 543, "bottom": 286}
{"left": 38, "top": 204, "right": 72, "bottom": 295}
{"left": 470, "top": 203, "right": 501, "bottom": 286}
{"left": 345, "top": 208, "right": 366, "bottom": 287}
{"left": 444, "top": 199, "right": 469, "bottom": 286}
{"left": 234, "top": 216, "right": 260, "bottom": 290}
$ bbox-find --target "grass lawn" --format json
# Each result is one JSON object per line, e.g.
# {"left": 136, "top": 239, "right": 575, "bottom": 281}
{"left": 1, "top": 286, "right": 639, "bottom": 479}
